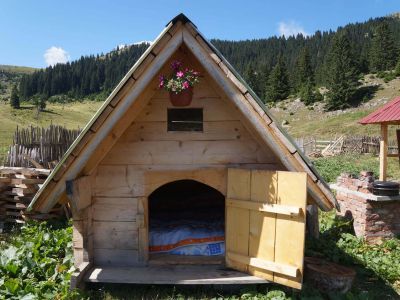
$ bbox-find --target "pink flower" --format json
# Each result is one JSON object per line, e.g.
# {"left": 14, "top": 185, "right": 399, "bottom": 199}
{"left": 182, "top": 81, "right": 190, "bottom": 89}
{"left": 171, "top": 60, "right": 182, "bottom": 71}
{"left": 176, "top": 71, "right": 184, "bottom": 78}
{"left": 158, "top": 75, "right": 165, "bottom": 89}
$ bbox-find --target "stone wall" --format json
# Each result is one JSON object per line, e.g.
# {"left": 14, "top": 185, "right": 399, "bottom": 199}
{"left": 331, "top": 171, "right": 400, "bottom": 243}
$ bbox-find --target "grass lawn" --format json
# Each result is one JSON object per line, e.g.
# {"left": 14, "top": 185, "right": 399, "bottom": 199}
{"left": 312, "top": 153, "right": 400, "bottom": 183}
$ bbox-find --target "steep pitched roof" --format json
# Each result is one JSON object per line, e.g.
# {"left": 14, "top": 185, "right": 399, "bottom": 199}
{"left": 29, "top": 13, "right": 338, "bottom": 212}
{"left": 359, "top": 96, "right": 400, "bottom": 125}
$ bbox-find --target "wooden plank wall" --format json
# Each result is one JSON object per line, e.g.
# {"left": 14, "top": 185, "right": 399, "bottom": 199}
{"left": 89, "top": 50, "right": 282, "bottom": 266}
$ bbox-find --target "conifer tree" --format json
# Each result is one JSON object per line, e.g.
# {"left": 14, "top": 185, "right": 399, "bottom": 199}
{"left": 10, "top": 84, "right": 20, "bottom": 109}
{"left": 295, "top": 47, "right": 314, "bottom": 91}
{"left": 325, "top": 31, "right": 359, "bottom": 110}
{"left": 245, "top": 65, "right": 261, "bottom": 96}
{"left": 33, "top": 95, "right": 46, "bottom": 112}
{"left": 295, "top": 47, "right": 317, "bottom": 104}
{"left": 299, "top": 80, "right": 315, "bottom": 106}
{"left": 369, "top": 22, "right": 398, "bottom": 72}
{"left": 265, "top": 55, "right": 290, "bottom": 102}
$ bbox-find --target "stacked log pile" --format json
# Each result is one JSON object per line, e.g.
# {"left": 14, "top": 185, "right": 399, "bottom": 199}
{"left": 0, "top": 167, "right": 65, "bottom": 229}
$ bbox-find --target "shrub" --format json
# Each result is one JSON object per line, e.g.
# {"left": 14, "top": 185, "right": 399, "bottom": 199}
{"left": 312, "top": 154, "right": 379, "bottom": 183}
{"left": 0, "top": 221, "right": 82, "bottom": 299}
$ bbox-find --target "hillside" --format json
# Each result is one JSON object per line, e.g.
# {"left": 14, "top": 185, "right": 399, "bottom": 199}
{"left": 0, "top": 65, "right": 37, "bottom": 74}
{"left": 271, "top": 74, "right": 400, "bottom": 138}
{"left": 0, "top": 65, "right": 37, "bottom": 103}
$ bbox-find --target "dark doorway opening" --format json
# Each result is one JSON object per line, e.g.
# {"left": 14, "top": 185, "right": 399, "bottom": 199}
{"left": 148, "top": 180, "right": 225, "bottom": 264}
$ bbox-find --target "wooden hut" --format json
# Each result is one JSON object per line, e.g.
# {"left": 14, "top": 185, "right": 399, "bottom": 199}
{"left": 28, "top": 14, "right": 338, "bottom": 290}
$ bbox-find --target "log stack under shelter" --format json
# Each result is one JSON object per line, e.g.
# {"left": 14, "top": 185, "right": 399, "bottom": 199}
{"left": 0, "top": 167, "right": 65, "bottom": 230}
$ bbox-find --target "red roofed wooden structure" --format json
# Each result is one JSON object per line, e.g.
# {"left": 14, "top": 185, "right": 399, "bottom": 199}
{"left": 359, "top": 97, "right": 400, "bottom": 181}
{"left": 359, "top": 96, "right": 400, "bottom": 125}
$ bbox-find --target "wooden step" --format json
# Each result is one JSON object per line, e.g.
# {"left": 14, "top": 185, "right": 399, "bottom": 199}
{"left": 85, "top": 265, "right": 268, "bottom": 285}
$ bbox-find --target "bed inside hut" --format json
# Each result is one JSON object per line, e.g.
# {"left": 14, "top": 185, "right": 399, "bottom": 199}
{"left": 148, "top": 180, "right": 225, "bottom": 265}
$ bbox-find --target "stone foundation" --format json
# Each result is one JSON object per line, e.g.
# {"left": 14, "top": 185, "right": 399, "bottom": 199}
{"left": 331, "top": 171, "right": 400, "bottom": 243}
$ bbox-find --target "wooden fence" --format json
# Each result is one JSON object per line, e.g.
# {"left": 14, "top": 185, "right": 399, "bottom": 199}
{"left": 295, "top": 136, "right": 399, "bottom": 157}
{"left": 3, "top": 125, "right": 81, "bottom": 168}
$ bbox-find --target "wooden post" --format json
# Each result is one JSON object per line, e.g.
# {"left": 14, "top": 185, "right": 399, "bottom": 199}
{"left": 306, "top": 204, "right": 319, "bottom": 239}
{"left": 379, "top": 124, "right": 388, "bottom": 181}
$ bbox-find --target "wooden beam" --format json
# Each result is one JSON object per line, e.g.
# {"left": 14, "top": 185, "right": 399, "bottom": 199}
{"left": 380, "top": 124, "right": 388, "bottom": 181}
{"left": 306, "top": 204, "right": 319, "bottom": 239}
{"left": 227, "top": 198, "right": 301, "bottom": 216}
{"left": 66, "top": 176, "right": 92, "bottom": 213}
{"left": 70, "top": 262, "right": 92, "bottom": 290}
{"left": 227, "top": 252, "right": 298, "bottom": 278}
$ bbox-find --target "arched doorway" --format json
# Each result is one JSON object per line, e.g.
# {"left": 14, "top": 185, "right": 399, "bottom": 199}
{"left": 148, "top": 180, "right": 225, "bottom": 263}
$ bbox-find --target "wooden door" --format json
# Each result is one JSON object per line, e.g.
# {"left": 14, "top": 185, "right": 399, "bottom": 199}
{"left": 226, "top": 168, "right": 307, "bottom": 289}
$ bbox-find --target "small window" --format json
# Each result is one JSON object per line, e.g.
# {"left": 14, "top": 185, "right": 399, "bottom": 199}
{"left": 168, "top": 108, "right": 203, "bottom": 132}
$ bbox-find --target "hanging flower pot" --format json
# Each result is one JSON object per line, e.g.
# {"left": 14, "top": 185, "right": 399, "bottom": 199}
{"left": 159, "top": 60, "right": 200, "bottom": 107}
{"left": 169, "top": 86, "right": 193, "bottom": 106}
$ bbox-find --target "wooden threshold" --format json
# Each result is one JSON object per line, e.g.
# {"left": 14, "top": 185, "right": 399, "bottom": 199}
{"left": 149, "top": 254, "right": 224, "bottom": 265}
{"left": 85, "top": 265, "right": 268, "bottom": 285}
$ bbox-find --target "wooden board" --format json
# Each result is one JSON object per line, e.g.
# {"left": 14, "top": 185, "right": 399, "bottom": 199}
{"left": 85, "top": 265, "right": 268, "bottom": 284}
{"left": 248, "top": 170, "right": 277, "bottom": 281}
{"left": 226, "top": 168, "right": 251, "bottom": 271}
{"left": 93, "top": 165, "right": 280, "bottom": 198}
{"left": 94, "top": 165, "right": 133, "bottom": 197}
{"left": 273, "top": 171, "right": 307, "bottom": 289}
{"left": 93, "top": 221, "right": 138, "bottom": 250}
{"left": 144, "top": 168, "right": 227, "bottom": 197}
{"left": 93, "top": 249, "right": 139, "bottom": 267}
{"left": 69, "top": 176, "right": 92, "bottom": 212}
{"left": 92, "top": 197, "right": 138, "bottom": 222}
{"left": 120, "top": 121, "right": 251, "bottom": 142}
{"left": 102, "top": 140, "right": 274, "bottom": 165}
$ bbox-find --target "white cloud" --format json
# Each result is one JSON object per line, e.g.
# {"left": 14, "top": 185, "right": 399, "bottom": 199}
{"left": 44, "top": 46, "right": 70, "bottom": 66}
{"left": 278, "top": 21, "right": 309, "bottom": 37}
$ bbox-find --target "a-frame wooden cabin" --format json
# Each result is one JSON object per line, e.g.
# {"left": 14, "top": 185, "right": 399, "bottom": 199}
{"left": 29, "top": 14, "right": 338, "bottom": 289}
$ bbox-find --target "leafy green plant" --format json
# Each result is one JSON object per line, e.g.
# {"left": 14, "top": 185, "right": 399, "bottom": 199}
{"left": 312, "top": 154, "right": 380, "bottom": 183}
{"left": 307, "top": 211, "right": 400, "bottom": 296}
{"left": 0, "top": 221, "right": 82, "bottom": 299}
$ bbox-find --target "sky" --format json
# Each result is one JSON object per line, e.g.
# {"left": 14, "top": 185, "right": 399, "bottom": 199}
{"left": 1, "top": 0, "right": 399, "bottom": 68}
